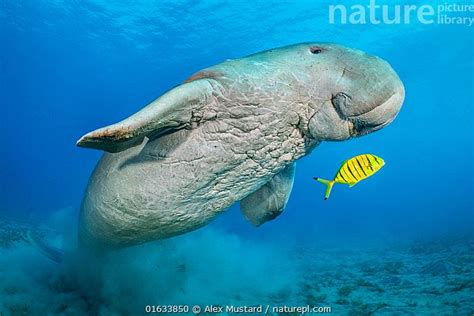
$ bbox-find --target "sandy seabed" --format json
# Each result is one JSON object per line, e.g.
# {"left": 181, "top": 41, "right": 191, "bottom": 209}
{"left": 0, "top": 215, "right": 473, "bottom": 316}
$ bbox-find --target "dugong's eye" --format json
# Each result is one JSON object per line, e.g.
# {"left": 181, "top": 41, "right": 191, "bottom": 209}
{"left": 310, "top": 46, "right": 323, "bottom": 54}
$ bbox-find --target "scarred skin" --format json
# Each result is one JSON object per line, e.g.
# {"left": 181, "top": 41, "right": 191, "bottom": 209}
{"left": 78, "top": 43, "right": 404, "bottom": 249}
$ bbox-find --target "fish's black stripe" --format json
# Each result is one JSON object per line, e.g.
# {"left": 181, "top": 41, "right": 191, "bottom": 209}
{"left": 371, "top": 154, "right": 380, "bottom": 166}
{"left": 350, "top": 160, "right": 362, "bottom": 180}
{"left": 341, "top": 166, "right": 354, "bottom": 182}
{"left": 347, "top": 161, "right": 359, "bottom": 181}
{"left": 355, "top": 157, "right": 367, "bottom": 176}
{"left": 344, "top": 162, "right": 357, "bottom": 183}
{"left": 338, "top": 170, "right": 349, "bottom": 183}
{"left": 353, "top": 158, "right": 363, "bottom": 177}
{"left": 362, "top": 154, "right": 370, "bottom": 166}
{"left": 374, "top": 158, "right": 381, "bottom": 166}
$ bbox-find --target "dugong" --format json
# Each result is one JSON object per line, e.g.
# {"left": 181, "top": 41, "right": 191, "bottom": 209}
{"left": 77, "top": 43, "right": 404, "bottom": 249}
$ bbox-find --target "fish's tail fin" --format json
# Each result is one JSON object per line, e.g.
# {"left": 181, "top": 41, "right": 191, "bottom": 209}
{"left": 27, "top": 230, "right": 64, "bottom": 263}
{"left": 313, "top": 177, "right": 335, "bottom": 200}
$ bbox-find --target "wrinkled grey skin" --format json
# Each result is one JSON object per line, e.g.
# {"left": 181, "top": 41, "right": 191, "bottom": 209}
{"left": 77, "top": 43, "right": 404, "bottom": 249}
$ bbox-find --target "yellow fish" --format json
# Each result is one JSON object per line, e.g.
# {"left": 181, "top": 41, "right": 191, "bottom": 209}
{"left": 314, "top": 154, "right": 385, "bottom": 200}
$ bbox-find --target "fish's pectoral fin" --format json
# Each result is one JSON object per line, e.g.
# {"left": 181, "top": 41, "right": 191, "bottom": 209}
{"left": 240, "top": 163, "right": 296, "bottom": 227}
{"left": 76, "top": 79, "right": 216, "bottom": 153}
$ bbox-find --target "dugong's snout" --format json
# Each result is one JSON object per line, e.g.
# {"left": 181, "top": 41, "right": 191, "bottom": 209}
{"left": 348, "top": 82, "right": 405, "bottom": 136}
{"left": 340, "top": 56, "right": 405, "bottom": 137}
{"left": 307, "top": 44, "right": 405, "bottom": 141}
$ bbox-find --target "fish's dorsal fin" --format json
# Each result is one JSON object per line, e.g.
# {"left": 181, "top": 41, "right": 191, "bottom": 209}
{"left": 76, "top": 79, "right": 217, "bottom": 153}
{"left": 240, "top": 163, "right": 295, "bottom": 226}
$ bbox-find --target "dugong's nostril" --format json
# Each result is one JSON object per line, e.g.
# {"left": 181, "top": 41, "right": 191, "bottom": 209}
{"left": 310, "top": 46, "right": 323, "bottom": 54}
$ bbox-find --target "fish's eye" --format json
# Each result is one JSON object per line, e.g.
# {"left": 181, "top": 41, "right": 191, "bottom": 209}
{"left": 310, "top": 46, "right": 323, "bottom": 54}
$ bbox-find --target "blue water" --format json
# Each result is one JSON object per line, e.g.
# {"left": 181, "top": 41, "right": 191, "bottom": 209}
{"left": 1, "top": 1, "right": 473, "bottom": 315}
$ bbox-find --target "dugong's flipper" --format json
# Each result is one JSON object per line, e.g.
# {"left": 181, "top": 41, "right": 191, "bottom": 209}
{"left": 240, "top": 163, "right": 295, "bottom": 226}
{"left": 27, "top": 230, "right": 64, "bottom": 263}
{"left": 77, "top": 79, "right": 217, "bottom": 153}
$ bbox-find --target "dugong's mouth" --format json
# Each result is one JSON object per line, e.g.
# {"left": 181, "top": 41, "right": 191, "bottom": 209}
{"left": 347, "top": 88, "right": 405, "bottom": 137}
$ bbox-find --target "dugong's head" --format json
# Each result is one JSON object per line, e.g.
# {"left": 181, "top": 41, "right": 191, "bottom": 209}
{"left": 292, "top": 43, "right": 404, "bottom": 141}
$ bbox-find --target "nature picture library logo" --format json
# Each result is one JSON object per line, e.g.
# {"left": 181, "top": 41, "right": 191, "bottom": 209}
{"left": 329, "top": 0, "right": 474, "bottom": 26}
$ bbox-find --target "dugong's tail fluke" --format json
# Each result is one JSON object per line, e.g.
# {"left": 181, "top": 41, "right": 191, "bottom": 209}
{"left": 76, "top": 79, "right": 215, "bottom": 153}
{"left": 27, "top": 230, "right": 64, "bottom": 263}
{"left": 313, "top": 177, "right": 335, "bottom": 200}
